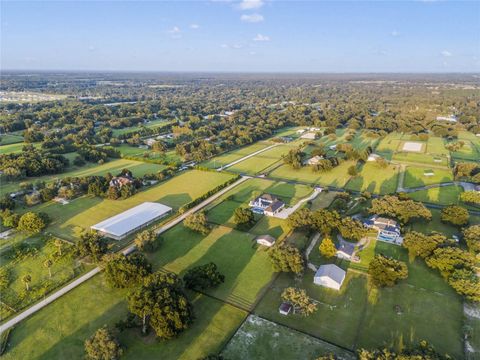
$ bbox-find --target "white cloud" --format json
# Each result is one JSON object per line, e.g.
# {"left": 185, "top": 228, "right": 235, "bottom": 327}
{"left": 167, "top": 26, "right": 182, "bottom": 38}
{"left": 88, "top": 45, "right": 96, "bottom": 52}
{"left": 232, "top": 44, "right": 243, "bottom": 49}
{"left": 249, "top": 51, "right": 256, "bottom": 55}
{"left": 190, "top": 24, "right": 200, "bottom": 29}
{"left": 253, "top": 33, "right": 270, "bottom": 41}
{"left": 238, "top": 0, "right": 264, "bottom": 10}
{"left": 441, "top": 50, "right": 452, "bottom": 57}
{"left": 391, "top": 30, "right": 400, "bottom": 37}
{"left": 220, "top": 43, "right": 244, "bottom": 49}
{"left": 240, "top": 13, "right": 264, "bottom": 22}
{"left": 220, "top": 44, "right": 229, "bottom": 48}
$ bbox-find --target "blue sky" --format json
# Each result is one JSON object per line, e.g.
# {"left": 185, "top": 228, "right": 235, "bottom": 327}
{"left": 1, "top": 0, "right": 479, "bottom": 72}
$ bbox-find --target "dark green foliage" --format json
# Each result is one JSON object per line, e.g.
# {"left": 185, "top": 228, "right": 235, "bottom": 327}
{"left": 127, "top": 272, "right": 194, "bottom": 338}
{"left": 103, "top": 253, "right": 152, "bottom": 289}
{"left": 134, "top": 229, "right": 158, "bottom": 252}
{"left": 183, "top": 262, "right": 225, "bottom": 290}
{"left": 369, "top": 195, "right": 431, "bottom": 224}
{"left": 368, "top": 254, "right": 408, "bottom": 287}
{"left": 184, "top": 212, "right": 210, "bottom": 235}
{"left": 402, "top": 232, "right": 447, "bottom": 259}
{"left": 440, "top": 205, "right": 469, "bottom": 226}
{"left": 233, "top": 207, "right": 254, "bottom": 225}
{"left": 17, "top": 212, "right": 49, "bottom": 234}
{"left": 76, "top": 231, "right": 108, "bottom": 262}
{"left": 84, "top": 326, "right": 123, "bottom": 360}
{"left": 338, "top": 217, "right": 367, "bottom": 242}
{"left": 268, "top": 244, "right": 304, "bottom": 274}
{"left": 463, "top": 225, "right": 480, "bottom": 254}
{"left": 283, "top": 148, "right": 305, "bottom": 169}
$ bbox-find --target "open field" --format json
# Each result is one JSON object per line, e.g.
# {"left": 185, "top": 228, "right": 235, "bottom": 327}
{"left": 255, "top": 240, "right": 465, "bottom": 358}
{"left": 0, "top": 134, "right": 24, "bottom": 145}
{"left": 115, "top": 144, "right": 182, "bottom": 164}
{"left": 0, "top": 142, "right": 40, "bottom": 155}
{"left": 222, "top": 315, "right": 355, "bottom": 360}
{"left": 450, "top": 140, "right": 480, "bottom": 161}
{"left": 345, "top": 163, "right": 399, "bottom": 194}
{"left": 403, "top": 166, "right": 453, "bottom": 188}
{"left": 31, "top": 170, "right": 234, "bottom": 241}
{"left": 111, "top": 119, "right": 174, "bottom": 136}
{"left": 407, "top": 185, "right": 462, "bottom": 205}
{"left": 227, "top": 145, "right": 293, "bottom": 174}
{"left": 269, "top": 160, "right": 355, "bottom": 188}
{"left": 309, "top": 191, "right": 339, "bottom": 210}
{"left": 2, "top": 274, "right": 246, "bottom": 360}
{"left": 426, "top": 137, "right": 449, "bottom": 155}
{"left": 201, "top": 142, "right": 273, "bottom": 169}
{"left": 0, "top": 238, "right": 85, "bottom": 321}
{"left": 0, "top": 158, "right": 167, "bottom": 195}
{"left": 392, "top": 152, "right": 449, "bottom": 167}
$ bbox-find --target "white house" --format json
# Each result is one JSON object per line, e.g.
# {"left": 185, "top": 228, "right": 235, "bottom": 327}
{"left": 314, "top": 264, "right": 346, "bottom": 290}
{"left": 306, "top": 155, "right": 324, "bottom": 165}
{"left": 144, "top": 138, "right": 157, "bottom": 147}
{"left": 296, "top": 129, "right": 307, "bottom": 134}
{"left": 256, "top": 235, "right": 276, "bottom": 247}
{"left": 336, "top": 240, "right": 355, "bottom": 261}
{"left": 300, "top": 132, "right": 318, "bottom": 140}
{"left": 436, "top": 115, "right": 457, "bottom": 123}
{"left": 364, "top": 215, "right": 402, "bottom": 244}
{"left": 329, "top": 144, "right": 337, "bottom": 151}
{"left": 249, "top": 194, "right": 285, "bottom": 216}
{"left": 367, "top": 153, "right": 381, "bottom": 162}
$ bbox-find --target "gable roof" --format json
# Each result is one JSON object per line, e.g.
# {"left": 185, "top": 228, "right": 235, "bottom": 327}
{"left": 314, "top": 264, "right": 346, "bottom": 285}
{"left": 255, "top": 234, "right": 276, "bottom": 245}
{"left": 265, "top": 200, "right": 285, "bottom": 213}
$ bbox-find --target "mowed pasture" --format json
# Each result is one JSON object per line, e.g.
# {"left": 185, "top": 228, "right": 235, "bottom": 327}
{"left": 0, "top": 134, "right": 24, "bottom": 145}
{"left": 407, "top": 185, "right": 462, "bottom": 205}
{"left": 201, "top": 142, "right": 273, "bottom": 169}
{"left": 255, "top": 241, "right": 465, "bottom": 358}
{"left": 269, "top": 160, "right": 356, "bottom": 188}
{"left": 227, "top": 145, "right": 294, "bottom": 174}
{"left": 403, "top": 166, "right": 453, "bottom": 188}
{"left": 0, "top": 142, "right": 40, "bottom": 155}
{"left": 345, "top": 162, "right": 399, "bottom": 194}
{"left": 0, "top": 158, "right": 167, "bottom": 195}
{"left": 111, "top": 119, "right": 174, "bottom": 136}
{"left": 31, "top": 170, "right": 235, "bottom": 241}
{"left": 115, "top": 144, "right": 182, "bottom": 164}
{"left": 2, "top": 274, "right": 247, "bottom": 360}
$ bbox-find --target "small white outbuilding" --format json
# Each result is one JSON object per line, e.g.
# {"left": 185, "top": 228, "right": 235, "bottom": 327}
{"left": 314, "top": 264, "right": 346, "bottom": 290}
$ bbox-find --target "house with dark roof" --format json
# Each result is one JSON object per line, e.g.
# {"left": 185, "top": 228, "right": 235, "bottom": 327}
{"left": 249, "top": 194, "right": 285, "bottom": 217}
{"left": 364, "top": 215, "right": 402, "bottom": 244}
{"left": 109, "top": 176, "right": 134, "bottom": 188}
{"left": 336, "top": 239, "right": 355, "bottom": 260}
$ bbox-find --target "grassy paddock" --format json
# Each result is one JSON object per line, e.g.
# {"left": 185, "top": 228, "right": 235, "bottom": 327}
{"left": 407, "top": 185, "right": 462, "bottom": 205}
{"left": 0, "top": 134, "right": 24, "bottom": 146}
{"left": 403, "top": 166, "right": 453, "bottom": 188}
{"left": 33, "top": 170, "right": 234, "bottom": 241}
{"left": 201, "top": 142, "right": 273, "bottom": 169}
{"left": 269, "top": 160, "right": 355, "bottom": 188}
{"left": 345, "top": 163, "right": 399, "bottom": 194}
{"left": 227, "top": 145, "right": 293, "bottom": 175}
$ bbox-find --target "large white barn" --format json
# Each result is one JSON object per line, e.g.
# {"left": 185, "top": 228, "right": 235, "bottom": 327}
{"left": 91, "top": 202, "right": 172, "bottom": 240}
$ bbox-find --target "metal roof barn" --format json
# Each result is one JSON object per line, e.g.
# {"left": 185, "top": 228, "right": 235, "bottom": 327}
{"left": 91, "top": 202, "right": 172, "bottom": 240}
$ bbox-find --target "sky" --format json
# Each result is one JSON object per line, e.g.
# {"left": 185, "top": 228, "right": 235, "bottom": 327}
{"left": 1, "top": 0, "right": 479, "bottom": 73}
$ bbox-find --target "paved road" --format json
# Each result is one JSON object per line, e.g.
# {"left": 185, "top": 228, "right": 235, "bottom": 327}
{"left": 0, "top": 176, "right": 250, "bottom": 334}
{"left": 271, "top": 187, "right": 322, "bottom": 219}
{"left": 217, "top": 144, "right": 279, "bottom": 171}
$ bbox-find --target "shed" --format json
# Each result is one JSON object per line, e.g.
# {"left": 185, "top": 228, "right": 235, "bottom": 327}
{"left": 314, "top": 264, "right": 346, "bottom": 290}
{"left": 256, "top": 235, "right": 276, "bottom": 247}
{"left": 279, "top": 302, "right": 293, "bottom": 316}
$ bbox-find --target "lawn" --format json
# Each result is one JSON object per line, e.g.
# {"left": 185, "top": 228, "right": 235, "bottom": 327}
{"left": 227, "top": 145, "right": 293, "bottom": 175}
{"left": 254, "top": 271, "right": 368, "bottom": 350}
{"left": 392, "top": 152, "right": 449, "bottom": 167}
{"left": 403, "top": 166, "right": 453, "bottom": 188}
{"left": 309, "top": 191, "right": 339, "bottom": 210}
{"left": 450, "top": 140, "right": 479, "bottom": 161}
{"left": 0, "top": 134, "right": 24, "bottom": 146}
{"left": 407, "top": 185, "right": 462, "bottom": 205}
{"left": 32, "top": 170, "right": 235, "bottom": 241}
{"left": 345, "top": 163, "right": 399, "bottom": 194}
{"left": 407, "top": 209, "right": 480, "bottom": 238}
{"left": 375, "top": 133, "right": 404, "bottom": 157}
{"left": 2, "top": 274, "right": 246, "bottom": 360}
{"left": 201, "top": 142, "right": 273, "bottom": 169}
{"left": 205, "top": 177, "right": 313, "bottom": 228}
{"left": 0, "top": 237, "right": 85, "bottom": 321}
{"left": 0, "top": 158, "right": 167, "bottom": 195}
{"left": 0, "top": 142, "right": 39, "bottom": 155}
{"left": 269, "top": 160, "right": 356, "bottom": 188}
{"left": 116, "top": 144, "right": 182, "bottom": 164}
{"left": 426, "top": 137, "right": 449, "bottom": 155}
{"left": 256, "top": 240, "right": 465, "bottom": 357}
{"left": 222, "top": 315, "right": 356, "bottom": 360}
{"left": 111, "top": 119, "right": 174, "bottom": 136}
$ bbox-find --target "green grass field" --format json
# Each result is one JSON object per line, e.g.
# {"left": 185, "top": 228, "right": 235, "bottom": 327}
{"left": 403, "top": 166, "right": 453, "bottom": 188}
{"left": 32, "top": 170, "right": 234, "bottom": 241}
{"left": 227, "top": 145, "right": 293, "bottom": 175}
{"left": 115, "top": 144, "right": 182, "bottom": 164}
{"left": 0, "top": 142, "right": 40, "bottom": 155}
{"left": 0, "top": 158, "right": 167, "bottom": 195}
{"left": 222, "top": 315, "right": 355, "bottom": 360}
{"left": 269, "top": 160, "right": 355, "bottom": 188}
{"left": 0, "top": 134, "right": 24, "bottom": 146}
{"left": 392, "top": 152, "right": 448, "bottom": 167}
{"left": 407, "top": 185, "right": 462, "bottom": 205}
{"left": 309, "top": 192, "right": 339, "bottom": 210}
{"left": 0, "top": 238, "right": 85, "bottom": 321}
{"left": 345, "top": 163, "right": 399, "bottom": 194}
{"left": 2, "top": 274, "right": 247, "bottom": 360}
{"left": 201, "top": 142, "right": 273, "bottom": 169}
{"left": 426, "top": 137, "right": 449, "bottom": 155}
{"left": 111, "top": 119, "right": 174, "bottom": 136}
{"left": 255, "top": 240, "right": 465, "bottom": 358}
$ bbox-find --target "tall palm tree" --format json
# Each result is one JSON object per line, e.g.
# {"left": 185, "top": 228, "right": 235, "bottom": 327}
{"left": 44, "top": 259, "right": 53, "bottom": 278}
{"left": 54, "top": 239, "right": 63, "bottom": 256}
{"left": 22, "top": 274, "right": 32, "bottom": 291}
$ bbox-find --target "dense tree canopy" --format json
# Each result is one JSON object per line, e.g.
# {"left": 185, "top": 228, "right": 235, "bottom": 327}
{"left": 183, "top": 262, "right": 225, "bottom": 290}
{"left": 103, "top": 253, "right": 152, "bottom": 289}
{"left": 368, "top": 254, "right": 408, "bottom": 287}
